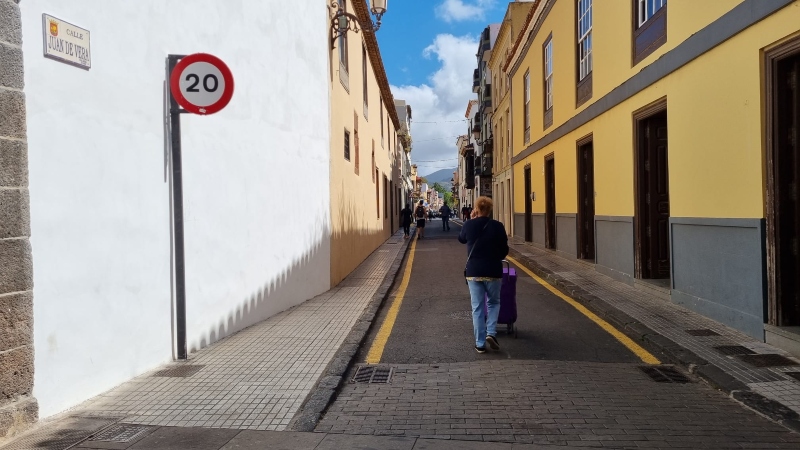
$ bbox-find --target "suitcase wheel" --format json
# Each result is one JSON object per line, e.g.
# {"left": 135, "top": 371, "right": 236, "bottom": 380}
{"left": 507, "top": 323, "right": 518, "bottom": 338}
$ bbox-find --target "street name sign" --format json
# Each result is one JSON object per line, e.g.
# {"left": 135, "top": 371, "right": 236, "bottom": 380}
{"left": 42, "top": 14, "right": 91, "bottom": 70}
{"left": 169, "top": 53, "right": 234, "bottom": 115}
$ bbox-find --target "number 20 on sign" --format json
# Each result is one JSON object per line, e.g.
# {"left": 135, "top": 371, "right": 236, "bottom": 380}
{"left": 170, "top": 53, "right": 234, "bottom": 115}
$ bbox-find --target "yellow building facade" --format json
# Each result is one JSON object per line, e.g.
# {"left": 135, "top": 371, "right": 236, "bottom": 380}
{"left": 507, "top": 0, "right": 800, "bottom": 348}
{"left": 329, "top": 0, "right": 402, "bottom": 286}
{"left": 489, "top": 1, "right": 536, "bottom": 235}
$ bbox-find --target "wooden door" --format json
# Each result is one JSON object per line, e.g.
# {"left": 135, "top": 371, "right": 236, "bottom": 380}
{"left": 524, "top": 165, "right": 532, "bottom": 242}
{"left": 545, "top": 155, "right": 556, "bottom": 249}
{"left": 578, "top": 141, "right": 595, "bottom": 260}
{"left": 775, "top": 53, "right": 800, "bottom": 325}
{"left": 638, "top": 111, "right": 670, "bottom": 279}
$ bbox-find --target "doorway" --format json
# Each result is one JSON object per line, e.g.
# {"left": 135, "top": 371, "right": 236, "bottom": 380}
{"left": 524, "top": 165, "right": 532, "bottom": 242}
{"left": 635, "top": 105, "right": 670, "bottom": 280}
{"left": 767, "top": 42, "right": 800, "bottom": 326}
{"left": 545, "top": 154, "right": 556, "bottom": 249}
{"left": 577, "top": 138, "right": 595, "bottom": 260}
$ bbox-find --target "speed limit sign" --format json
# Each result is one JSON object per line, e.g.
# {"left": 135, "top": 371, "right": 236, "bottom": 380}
{"left": 170, "top": 53, "right": 234, "bottom": 115}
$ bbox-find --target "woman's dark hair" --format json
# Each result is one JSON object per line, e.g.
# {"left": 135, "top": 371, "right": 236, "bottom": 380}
{"left": 405, "top": 203, "right": 410, "bottom": 209}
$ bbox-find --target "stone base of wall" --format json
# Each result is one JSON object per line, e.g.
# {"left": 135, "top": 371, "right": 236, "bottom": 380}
{"left": 0, "top": 396, "right": 38, "bottom": 443}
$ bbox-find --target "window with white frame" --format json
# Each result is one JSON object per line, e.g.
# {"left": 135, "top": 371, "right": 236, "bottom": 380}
{"left": 544, "top": 39, "right": 553, "bottom": 111}
{"left": 338, "top": 0, "right": 349, "bottom": 71}
{"left": 637, "top": 0, "right": 666, "bottom": 27}
{"left": 523, "top": 70, "right": 530, "bottom": 142}
{"left": 578, "top": 0, "right": 592, "bottom": 81}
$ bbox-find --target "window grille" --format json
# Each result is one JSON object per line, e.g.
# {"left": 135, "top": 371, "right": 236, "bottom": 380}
{"left": 578, "top": 0, "right": 592, "bottom": 81}
{"left": 544, "top": 39, "right": 553, "bottom": 110}
{"left": 638, "top": 0, "right": 666, "bottom": 27}
{"left": 523, "top": 70, "right": 530, "bottom": 142}
{"left": 344, "top": 129, "right": 350, "bottom": 161}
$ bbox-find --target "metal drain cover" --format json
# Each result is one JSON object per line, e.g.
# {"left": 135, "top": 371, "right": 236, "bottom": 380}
{"left": 151, "top": 364, "right": 205, "bottom": 377}
{"left": 714, "top": 345, "right": 756, "bottom": 356}
{"left": 736, "top": 354, "right": 799, "bottom": 368}
{"left": 353, "top": 365, "right": 393, "bottom": 383}
{"left": 685, "top": 329, "right": 720, "bottom": 336}
{"left": 448, "top": 311, "right": 473, "bottom": 321}
{"left": 640, "top": 366, "right": 690, "bottom": 383}
{"left": 88, "top": 424, "right": 154, "bottom": 443}
{"left": 2, "top": 417, "right": 119, "bottom": 450}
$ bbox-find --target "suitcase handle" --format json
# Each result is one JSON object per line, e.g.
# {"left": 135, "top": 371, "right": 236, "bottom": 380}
{"left": 502, "top": 259, "right": 510, "bottom": 272}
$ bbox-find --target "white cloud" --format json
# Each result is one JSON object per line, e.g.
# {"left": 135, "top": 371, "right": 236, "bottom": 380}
{"left": 391, "top": 33, "right": 478, "bottom": 177}
{"left": 435, "top": 0, "right": 496, "bottom": 23}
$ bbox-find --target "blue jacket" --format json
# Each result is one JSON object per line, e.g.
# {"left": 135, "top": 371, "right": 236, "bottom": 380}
{"left": 458, "top": 216, "right": 509, "bottom": 278}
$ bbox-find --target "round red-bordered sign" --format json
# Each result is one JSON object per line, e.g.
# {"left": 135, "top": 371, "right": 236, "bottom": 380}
{"left": 170, "top": 53, "right": 234, "bottom": 115}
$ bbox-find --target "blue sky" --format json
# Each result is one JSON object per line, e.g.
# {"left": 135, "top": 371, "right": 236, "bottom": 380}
{"left": 374, "top": 0, "right": 508, "bottom": 177}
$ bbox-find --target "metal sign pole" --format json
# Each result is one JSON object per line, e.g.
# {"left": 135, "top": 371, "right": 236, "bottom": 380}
{"left": 167, "top": 54, "right": 188, "bottom": 360}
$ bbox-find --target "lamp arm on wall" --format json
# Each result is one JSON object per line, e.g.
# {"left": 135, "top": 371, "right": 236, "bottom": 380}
{"left": 330, "top": 1, "right": 384, "bottom": 50}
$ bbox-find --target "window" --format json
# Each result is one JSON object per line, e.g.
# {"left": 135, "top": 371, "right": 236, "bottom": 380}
{"left": 380, "top": 98, "right": 384, "bottom": 147}
{"left": 633, "top": 0, "right": 667, "bottom": 65}
{"left": 372, "top": 143, "right": 376, "bottom": 183}
{"left": 376, "top": 169, "right": 380, "bottom": 218}
{"left": 638, "top": 0, "right": 666, "bottom": 27}
{"left": 543, "top": 37, "right": 554, "bottom": 129}
{"left": 338, "top": 0, "right": 349, "bottom": 71}
{"left": 362, "top": 46, "right": 368, "bottom": 118}
{"left": 577, "top": 0, "right": 593, "bottom": 106}
{"left": 384, "top": 175, "right": 388, "bottom": 218}
{"left": 354, "top": 112, "right": 360, "bottom": 174}
{"left": 505, "top": 110, "right": 510, "bottom": 156}
{"left": 344, "top": 129, "right": 350, "bottom": 161}
{"left": 523, "top": 70, "right": 530, "bottom": 142}
{"left": 578, "top": 0, "right": 592, "bottom": 81}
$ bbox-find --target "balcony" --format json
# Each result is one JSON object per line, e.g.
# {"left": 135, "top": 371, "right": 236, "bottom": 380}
{"left": 472, "top": 69, "right": 480, "bottom": 93}
{"left": 481, "top": 152, "right": 493, "bottom": 177}
{"left": 474, "top": 155, "right": 482, "bottom": 176}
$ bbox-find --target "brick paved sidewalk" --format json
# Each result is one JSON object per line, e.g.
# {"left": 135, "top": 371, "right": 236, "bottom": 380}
{"left": 1, "top": 230, "right": 411, "bottom": 449}
{"left": 507, "top": 237, "right": 800, "bottom": 431}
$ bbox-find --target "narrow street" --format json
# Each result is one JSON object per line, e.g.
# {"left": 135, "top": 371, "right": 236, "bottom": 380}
{"left": 317, "top": 219, "right": 800, "bottom": 448}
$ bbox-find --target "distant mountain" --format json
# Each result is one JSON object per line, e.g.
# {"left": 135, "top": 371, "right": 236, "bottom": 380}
{"left": 422, "top": 168, "right": 457, "bottom": 184}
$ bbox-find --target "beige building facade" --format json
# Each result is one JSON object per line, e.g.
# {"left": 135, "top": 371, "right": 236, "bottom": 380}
{"left": 329, "top": 0, "right": 402, "bottom": 286}
{"left": 489, "top": 1, "right": 536, "bottom": 235}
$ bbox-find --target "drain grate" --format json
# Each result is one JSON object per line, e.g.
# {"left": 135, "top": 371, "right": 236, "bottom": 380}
{"left": 89, "top": 424, "right": 154, "bottom": 443}
{"left": 714, "top": 345, "right": 756, "bottom": 356}
{"left": 151, "top": 364, "right": 205, "bottom": 377}
{"left": 352, "top": 365, "right": 393, "bottom": 383}
{"left": 640, "top": 365, "right": 690, "bottom": 383}
{"left": 2, "top": 417, "right": 119, "bottom": 450}
{"left": 784, "top": 372, "right": 800, "bottom": 382}
{"left": 448, "top": 311, "right": 473, "bottom": 321}
{"left": 736, "top": 354, "right": 800, "bottom": 368}
{"left": 685, "top": 329, "right": 720, "bottom": 336}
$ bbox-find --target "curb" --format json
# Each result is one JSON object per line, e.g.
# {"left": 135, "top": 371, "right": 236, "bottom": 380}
{"left": 288, "top": 231, "right": 414, "bottom": 432}
{"left": 507, "top": 246, "right": 800, "bottom": 434}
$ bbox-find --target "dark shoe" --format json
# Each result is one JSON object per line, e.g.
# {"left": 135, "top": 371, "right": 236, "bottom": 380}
{"left": 475, "top": 346, "right": 486, "bottom": 354}
{"left": 486, "top": 335, "right": 499, "bottom": 350}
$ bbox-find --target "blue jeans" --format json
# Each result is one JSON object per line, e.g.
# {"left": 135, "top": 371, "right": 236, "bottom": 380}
{"left": 467, "top": 279, "right": 502, "bottom": 348}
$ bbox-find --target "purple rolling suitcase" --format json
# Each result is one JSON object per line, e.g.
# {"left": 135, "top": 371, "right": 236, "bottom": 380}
{"left": 486, "top": 260, "right": 518, "bottom": 337}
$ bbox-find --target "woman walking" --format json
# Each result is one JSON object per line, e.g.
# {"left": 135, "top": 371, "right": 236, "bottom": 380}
{"left": 458, "top": 196, "right": 508, "bottom": 353}
{"left": 400, "top": 203, "right": 413, "bottom": 239}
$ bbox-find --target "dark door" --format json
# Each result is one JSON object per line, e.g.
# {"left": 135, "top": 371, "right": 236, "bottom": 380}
{"left": 524, "top": 165, "right": 532, "bottom": 242}
{"left": 638, "top": 111, "right": 670, "bottom": 279}
{"left": 578, "top": 142, "right": 595, "bottom": 260}
{"left": 545, "top": 155, "right": 556, "bottom": 249}
{"left": 774, "top": 53, "right": 800, "bottom": 325}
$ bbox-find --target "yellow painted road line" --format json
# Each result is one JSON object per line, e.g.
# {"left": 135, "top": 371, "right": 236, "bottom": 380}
{"left": 365, "top": 237, "right": 417, "bottom": 364}
{"left": 506, "top": 256, "right": 661, "bottom": 365}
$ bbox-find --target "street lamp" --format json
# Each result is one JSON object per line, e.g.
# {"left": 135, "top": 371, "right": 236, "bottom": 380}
{"left": 330, "top": 0, "right": 388, "bottom": 50}
{"left": 471, "top": 124, "right": 481, "bottom": 141}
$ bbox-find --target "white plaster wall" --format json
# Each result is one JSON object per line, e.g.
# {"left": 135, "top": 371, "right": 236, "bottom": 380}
{"left": 21, "top": 0, "right": 331, "bottom": 418}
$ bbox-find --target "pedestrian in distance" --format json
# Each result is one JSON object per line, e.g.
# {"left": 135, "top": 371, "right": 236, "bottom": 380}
{"left": 461, "top": 205, "right": 469, "bottom": 221}
{"left": 458, "top": 196, "right": 509, "bottom": 354}
{"left": 414, "top": 200, "right": 427, "bottom": 239}
{"left": 467, "top": 204, "right": 473, "bottom": 219}
{"left": 439, "top": 203, "right": 451, "bottom": 231}
{"left": 400, "top": 203, "right": 413, "bottom": 239}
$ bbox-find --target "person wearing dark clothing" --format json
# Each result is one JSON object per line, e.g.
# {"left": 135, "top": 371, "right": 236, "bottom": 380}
{"left": 414, "top": 200, "right": 427, "bottom": 239}
{"left": 458, "top": 196, "right": 509, "bottom": 353}
{"left": 400, "top": 204, "right": 413, "bottom": 239}
{"left": 461, "top": 205, "right": 469, "bottom": 221}
{"left": 439, "top": 204, "right": 451, "bottom": 231}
